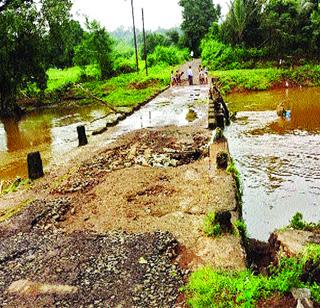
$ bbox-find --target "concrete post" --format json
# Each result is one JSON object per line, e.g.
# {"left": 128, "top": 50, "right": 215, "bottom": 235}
{"left": 27, "top": 151, "right": 44, "bottom": 180}
{"left": 77, "top": 125, "right": 88, "bottom": 147}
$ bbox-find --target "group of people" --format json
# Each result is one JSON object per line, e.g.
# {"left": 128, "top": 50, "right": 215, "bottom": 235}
{"left": 171, "top": 65, "right": 209, "bottom": 87}
{"left": 170, "top": 70, "right": 184, "bottom": 86}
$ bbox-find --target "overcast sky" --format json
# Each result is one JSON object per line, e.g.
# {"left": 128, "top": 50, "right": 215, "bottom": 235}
{"left": 72, "top": 0, "right": 228, "bottom": 31}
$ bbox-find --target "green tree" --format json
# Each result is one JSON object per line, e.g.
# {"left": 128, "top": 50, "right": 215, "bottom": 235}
{"left": 0, "top": 0, "right": 72, "bottom": 117}
{"left": 46, "top": 19, "right": 84, "bottom": 68}
{"left": 311, "top": 10, "right": 320, "bottom": 55}
{"left": 74, "top": 20, "right": 114, "bottom": 80}
{"left": 221, "top": 0, "right": 262, "bottom": 47}
{"left": 179, "top": 0, "right": 221, "bottom": 56}
{"left": 138, "top": 32, "right": 170, "bottom": 59}
{"left": 166, "top": 29, "right": 180, "bottom": 45}
{"left": 42, "top": 0, "right": 80, "bottom": 68}
{"left": 261, "top": 0, "right": 312, "bottom": 58}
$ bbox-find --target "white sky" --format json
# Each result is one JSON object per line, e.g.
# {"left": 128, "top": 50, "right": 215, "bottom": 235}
{"left": 71, "top": 0, "right": 228, "bottom": 31}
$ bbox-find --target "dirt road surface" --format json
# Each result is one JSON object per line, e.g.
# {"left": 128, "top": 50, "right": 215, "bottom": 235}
{"left": 0, "top": 60, "right": 245, "bottom": 307}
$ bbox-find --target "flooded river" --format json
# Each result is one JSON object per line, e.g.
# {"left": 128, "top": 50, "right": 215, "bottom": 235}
{"left": 226, "top": 87, "right": 320, "bottom": 241}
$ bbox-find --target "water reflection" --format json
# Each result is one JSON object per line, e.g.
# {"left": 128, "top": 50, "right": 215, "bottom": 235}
{"left": 226, "top": 87, "right": 320, "bottom": 240}
{"left": 0, "top": 105, "right": 111, "bottom": 181}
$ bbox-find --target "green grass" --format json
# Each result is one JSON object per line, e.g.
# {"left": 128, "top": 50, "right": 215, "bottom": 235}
{"left": 41, "top": 63, "right": 174, "bottom": 109}
{"left": 46, "top": 65, "right": 99, "bottom": 92}
{"left": 211, "top": 65, "right": 320, "bottom": 94}
{"left": 185, "top": 244, "right": 320, "bottom": 307}
{"left": 73, "top": 64, "right": 173, "bottom": 108}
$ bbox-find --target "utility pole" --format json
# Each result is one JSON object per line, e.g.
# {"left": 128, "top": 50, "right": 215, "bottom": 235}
{"left": 142, "top": 8, "right": 148, "bottom": 76}
{"left": 130, "top": 0, "right": 139, "bottom": 72}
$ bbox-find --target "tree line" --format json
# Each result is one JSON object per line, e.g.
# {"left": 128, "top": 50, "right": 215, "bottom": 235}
{"left": 1, "top": 0, "right": 319, "bottom": 117}
{"left": 0, "top": 0, "right": 188, "bottom": 117}
{"left": 179, "top": 0, "right": 320, "bottom": 69}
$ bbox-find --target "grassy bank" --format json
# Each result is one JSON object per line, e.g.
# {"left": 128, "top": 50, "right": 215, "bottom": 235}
{"left": 185, "top": 246, "right": 320, "bottom": 307}
{"left": 211, "top": 65, "right": 320, "bottom": 94}
{"left": 23, "top": 63, "right": 174, "bottom": 110}
{"left": 76, "top": 64, "right": 172, "bottom": 108}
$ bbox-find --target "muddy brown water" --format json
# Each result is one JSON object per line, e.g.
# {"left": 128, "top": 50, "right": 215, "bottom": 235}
{"left": 0, "top": 86, "right": 207, "bottom": 182}
{"left": 0, "top": 105, "right": 112, "bottom": 181}
{"left": 226, "top": 87, "right": 320, "bottom": 241}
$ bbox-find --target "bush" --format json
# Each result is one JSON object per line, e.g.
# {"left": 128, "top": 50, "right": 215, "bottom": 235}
{"left": 201, "top": 39, "right": 240, "bottom": 70}
{"left": 289, "top": 212, "right": 320, "bottom": 231}
{"left": 148, "top": 46, "right": 189, "bottom": 67}
{"left": 233, "top": 219, "right": 247, "bottom": 238}
{"left": 200, "top": 38, "right": 268, "bottom": 70}
{"left": 227, "top": 161, "right": 242, "bottom": 193}
{"left": 113, "top": 56, "right": 136, "bottom": 74}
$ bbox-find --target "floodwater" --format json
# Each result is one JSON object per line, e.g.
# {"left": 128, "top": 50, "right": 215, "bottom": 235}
{"left": 0, "top": 86, "right": 207, "bottom": 182}
{"left": 0, "top": 105, "right": 112, "bottom": 181}
{"left": 226, "top": 87, "right": 320, "bottom": 241}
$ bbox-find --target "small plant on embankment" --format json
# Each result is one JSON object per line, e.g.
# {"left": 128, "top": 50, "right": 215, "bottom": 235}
{"left": 0, "top": 177, "right": 31, "bottom": 195}
{"left": 185, "top": 244, "right": 320, "bottom": 307}
{"left": 202, "top": 212, "right": 221, "bottom": 237}
{"left": 233, "top": 219, "right": 248, "bottom": 238}
{"left": 226, "top": 161, "right": 242, "bottom": 201}
{"left": 216, "top": 151, "right": 229, "bottom": 169}
{"left": 288, "top": 212, "right": 320, "bottom": 231}
{"left": 213, "top": 127, "right": 224, "bottom": 142}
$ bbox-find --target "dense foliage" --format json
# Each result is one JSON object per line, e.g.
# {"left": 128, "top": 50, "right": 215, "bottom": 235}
{"left": 0, "top": 0, "right": 73, "bottom": 117}
{"left": 74, "top": 20, "right": 114, "bottom": 79}
{"left": 0, "top": 0, "right": 188, "bottom": 117}
{"left": 214, "top": 65, "right": 320, "bottom": 94}
{"left": 200, "top": 0, "right": 320, "bottom": 70}
{"left": 179, "top": 0, "right": 221, "bottom": 56}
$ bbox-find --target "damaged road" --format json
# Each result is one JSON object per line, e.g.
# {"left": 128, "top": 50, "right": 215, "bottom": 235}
{"left": 0, "top": 65, "right": 246, "bottom": 307}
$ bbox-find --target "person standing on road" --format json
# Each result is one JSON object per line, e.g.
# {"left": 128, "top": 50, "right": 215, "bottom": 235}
{"left": 204, "top": 66, "right": 209, "bottom": 84}
{"left": 187, "top": 66, "right": 193, "bottom": 86}
{"left": 170, "top": 71, "right": 176, "bottom": 87}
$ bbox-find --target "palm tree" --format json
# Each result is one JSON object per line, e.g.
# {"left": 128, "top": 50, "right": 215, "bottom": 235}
{"left": 226, "top": 0, "right": 258, "bottom": 44}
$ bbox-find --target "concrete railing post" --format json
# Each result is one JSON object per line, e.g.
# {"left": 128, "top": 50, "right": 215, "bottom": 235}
{"left": 27, "top": 151, "right": 44, "bottom": 180}
{"left": 77, "top": 125, "right": 88, "bottom": 147}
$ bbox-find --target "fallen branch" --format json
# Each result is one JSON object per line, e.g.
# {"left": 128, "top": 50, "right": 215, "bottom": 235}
{"left": 76, "top": 83, "right": 119, "bottom": 113}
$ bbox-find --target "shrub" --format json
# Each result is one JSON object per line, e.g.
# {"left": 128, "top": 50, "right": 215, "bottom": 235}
{"left": 113, "top": 57, "right": 136, "bottom": 74}
{"left": 148, "top": 46, "right": 189, "bottom": 67}
{"left": 216, "top": 151, "right": 229, "bottom": 169}
{"left": 289, "top": 212, "right": 306, "bottom": 230}
{"left": 227, "top": 161, "right": 242, "bottom": 193}
{"left": 201, "top": 39, "right": 240, "bottom": 70}
{"left": 288, "top": 212, "right": 320, "bottom": 231}
{"left": 233, "top": 219, "right": 247, "bottom": 238}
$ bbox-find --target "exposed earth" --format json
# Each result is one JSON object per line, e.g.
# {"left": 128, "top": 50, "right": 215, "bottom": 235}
{"left": 0, "top": 61, "right": 245, "bottom": 306}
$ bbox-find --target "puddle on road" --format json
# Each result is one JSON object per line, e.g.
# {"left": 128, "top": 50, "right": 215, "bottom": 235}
{"left": 186, "top": 109, "right": 198, "bottom": 122}
{"left": 226, "top": 87, "right": 320, "bottom": 240}
{"left": 0, "top": 86, "right": 208, "bottom": 181}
